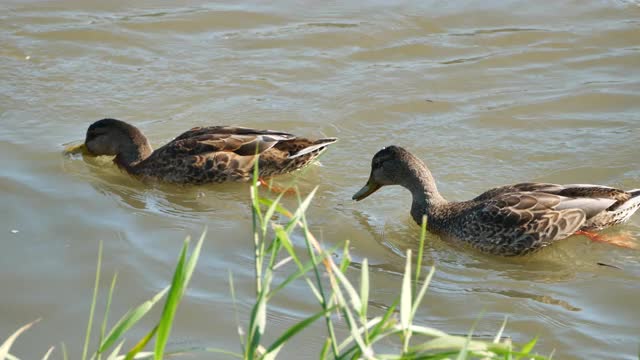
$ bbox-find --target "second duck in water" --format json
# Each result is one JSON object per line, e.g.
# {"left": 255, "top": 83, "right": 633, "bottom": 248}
{"left": 66, "top": 118, "right": 337, "bottom": 184}
{"left": 353, "top": 146, "right": 640, "bottom": 256}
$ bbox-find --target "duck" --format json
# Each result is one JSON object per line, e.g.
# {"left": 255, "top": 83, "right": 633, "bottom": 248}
{"left": 65, "top": 118, "right": 337, "bottom": 185}
{"left": 352, "top": 146, "right": 640, "bottom": 256}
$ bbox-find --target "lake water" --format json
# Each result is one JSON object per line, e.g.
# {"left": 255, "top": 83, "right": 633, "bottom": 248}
{"left": 1, "top": 0, "right": 639, "bottom": 358}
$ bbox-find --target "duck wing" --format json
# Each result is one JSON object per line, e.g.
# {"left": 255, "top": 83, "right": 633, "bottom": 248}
{"left": 166, "top": 126, "right": 297, "bottom": 156}
{"left": 474, "top": 183, "right": 627, "bottom": 213}
{"left": 136, "top": 127, "right": 297, "bottom": 183}
{"left": 473, "top": 182, "right": 560, "bottom": 201}
{"left": 173, "top": 126, "right": 295, "bottom": 141}
{"left": 468, "top": 191, "right": 587, "bottom": 255}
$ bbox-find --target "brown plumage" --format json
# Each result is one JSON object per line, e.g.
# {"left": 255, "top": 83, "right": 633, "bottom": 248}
{"left": 66, "top": 118, "right": 337, "bottom": 184}
{"left": 352, "top": 146, "right": 640, "bottom": 256}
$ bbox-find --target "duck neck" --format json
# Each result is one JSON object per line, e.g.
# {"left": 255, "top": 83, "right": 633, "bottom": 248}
{"left": 113, "top": 134, "right": 153, "bottom": 172}
{"left": 401, "top": 161, "right": 446, "bottom": 225}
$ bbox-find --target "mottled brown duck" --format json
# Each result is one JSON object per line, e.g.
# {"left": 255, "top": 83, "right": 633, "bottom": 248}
{"left": 352, "top": 146, "right": 640, "bottom": 256}
{"left": 65, "top": 118, "right": 337, "bottom": 185}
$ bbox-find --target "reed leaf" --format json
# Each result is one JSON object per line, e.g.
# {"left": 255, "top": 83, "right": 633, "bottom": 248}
{"left": 155, "top": 232, "right": 205, "bottom": 360}
{"left": 98, "top": 287, "right": 169, "bottom": 353}
{"left": 0, "top": 319, "right": 40, "bottom": 360}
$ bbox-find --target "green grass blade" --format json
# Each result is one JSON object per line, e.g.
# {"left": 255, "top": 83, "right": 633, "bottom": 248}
{"left": 246, "top": 292, "right": 267, "bottom": 360}
{"left": 122, "top": 348, "right": 209, "bottom": 360}
{"left": 410, "top": 266, "right": 435, "bottom": 320}
{"left": 406, "top": 325, "right": 449, "bottom": 338}
{"left": 182, "top": 230, "right": 206, "bottom": 296}
{"left": 304, "top": 278, "right": 323, "bottom": 303}
{"left": 494, "top": 317, "right": 508, "bottom": 344}
{"left": 98, "top": 286, "right": 169, "bottom": 353}
{"left": 284, "top": 187, "right": 318, "bottom": 233}
{"left": 455, "top": 336, "right": 470, "bottom": 359}
{"left": 98, "top": 272, "right": 118, "bottom": 360}
{"left": 227, "top": 271, "right": 245, "bottom": 353}
{"left": 323, "top": 260, "right": 367, "bottom": 356}
{"left": 335, "top": 317, "right": 384, "bottom": 353}
{"left": 264, "top": 306, "right": 335, "bottom": 357}
{"left": 359, "top": 258, "right": 369, "bottom": 320}
{"left": 299, "top": 213, "right": 341, "bottom": 358}
{"left": 415, "top": 215, "right": 427, "bottom": 290}
{"left": 197, "top": 348, "right": 243, "bottom": 359}
{"left": 0, "top": 318, "right": 40, "bottom": 360}
{"left": 119, "top": 351, "right": 155, "bottom": 359}
{"left": 320, "top": 338, "right": 331, "bottom": 360}
{"left": 83, "top": 241, "right": 103, "bottom": 360}
{"left": 61, "top": 342, "right": 68, "bottom": 360}
{"left": 410, "top": 335, "right": 488, "bottom": 354}
{"left": 264, "top": 227, "right": 283, "bottom": 288}
{"left": 325, "top": 257, "right": 369, "bottom": 355}
{"left": 329, "top": 261, "right": 362, "bottom": 313}
{"left": 250, "top": 163, "right": 264, "bottom": 229}
{"left": 273, "top": 225, "right": 303, "bottom": 269}
{"left": 41, "top": 346, "right": 54, "bottom": 360}
{"left": 124, "top": 324, "right": 158, "bottom": 360}
{"left": 516, "top": 336, "right": 538, "bottom": 359}
{"left": 455, "top": 313, "right": 482, "bottom": 360}
{"left": 341, "top": 302, "right": 370, "bottom": 357}
{"left": 369, "top": 299, "right": 398, "bottom": 340}
{"left": 262, "top": 193, "right": 285, "bottom": 235}
{"left": 250, "top": 161, "right": 265, "bottom": 296}
{"left": 105, "top": 340, "right": 124, "bottom": 360}
{"left": 339, "top": 241, "right": 351, "bottom": 273}
{"left": 255, "top": 293, "right": 268, "bottom": 338}
{"left": 269, "top": 250, "right": 330, "bottom": 298}
{"left": 154, "top": 273, "right": 186, "bottom": 359}
{"left": 400, "top": 249, "right": 412, "bottom": 330}
{"left": 155, "top": 232, "right": 204, "bottom": 360}
{"left": 258, "top": 197, "right": 293, "bottom": 219}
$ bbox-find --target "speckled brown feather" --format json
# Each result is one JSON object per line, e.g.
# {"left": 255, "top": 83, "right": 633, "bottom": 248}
{"left": 136, "top": 128, "right": 336, "bottom": 184}
{"left": 429, "top": 183, "right": 640, "bottom": 255}
{"left": 427, "top": 191, "right": 587, "bottom": 255}
{"left": 78, "top": 119, "right": 337, "bottom": 185}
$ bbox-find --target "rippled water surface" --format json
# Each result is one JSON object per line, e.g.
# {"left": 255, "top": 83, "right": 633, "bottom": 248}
{"left": 1, "top": 1, "right": 639, "bottom": 359}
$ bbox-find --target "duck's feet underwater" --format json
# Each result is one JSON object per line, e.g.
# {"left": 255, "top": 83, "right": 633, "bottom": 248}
{"left": 258, "top": 178, "right": 298, "bottom": 196}
{"left": 575, "top": 230, "right": 638, "bottom": 249}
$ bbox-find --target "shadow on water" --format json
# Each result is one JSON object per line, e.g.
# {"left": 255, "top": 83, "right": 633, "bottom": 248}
{"left": 60, "top": 150, "right": 250, "bottom": 217}
{"left": 61, "top": 149, "right": 328, "bottom": 220}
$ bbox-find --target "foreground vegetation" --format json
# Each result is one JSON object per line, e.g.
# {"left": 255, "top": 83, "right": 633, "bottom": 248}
{"left": 1, "top": 174, "right": 550, "bottom": 359}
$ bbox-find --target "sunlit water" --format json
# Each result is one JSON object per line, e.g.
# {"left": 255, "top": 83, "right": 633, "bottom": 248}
{"left": 1, "top": 1, "right": 639, "bottom": 359}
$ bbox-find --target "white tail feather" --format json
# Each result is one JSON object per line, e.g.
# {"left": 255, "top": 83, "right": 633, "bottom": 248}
{"left": 288, "top": 138, "right": 338, "bottom": 159}
{"left": 618, "top": 189, "right": 640, "bottom": 211}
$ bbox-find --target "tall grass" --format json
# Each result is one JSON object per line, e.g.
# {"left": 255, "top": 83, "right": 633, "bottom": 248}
{"left": 215, "top": 176, "right": 550, "bottom": 359}
{"left": 1, "top": 232, "right": 204, "bottom": 360}
{"left": 1, "top": 174, "right": 550, "bottom": 359}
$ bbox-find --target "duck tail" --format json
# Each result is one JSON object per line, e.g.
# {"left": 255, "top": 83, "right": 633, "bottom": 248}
{"left": 288, "top": 138, "right": 338, "bottom": 159}
{"left": 618, "top": 189, "right": 640, "bottom": 212}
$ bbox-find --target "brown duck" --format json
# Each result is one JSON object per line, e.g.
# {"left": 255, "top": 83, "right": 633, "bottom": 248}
{"left": 65, "top": 118, "right": 337, "bottom": 184}
{"left": 353, "top": 146, "right": 640, "bottom": 256}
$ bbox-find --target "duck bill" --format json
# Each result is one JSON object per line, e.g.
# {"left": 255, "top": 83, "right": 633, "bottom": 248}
{"left": 352, "top": 178, "right": 382, "bottom": 201}
{"left": 64, "top": 143, "right": 91, "bottom": 156}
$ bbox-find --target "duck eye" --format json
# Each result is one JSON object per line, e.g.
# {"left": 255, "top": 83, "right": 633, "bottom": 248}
{"left": 87, "top": 128, "right": 106, "bottom": 138}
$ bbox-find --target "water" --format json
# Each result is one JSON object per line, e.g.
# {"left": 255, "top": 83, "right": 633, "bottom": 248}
{"left": 1, "top": 1, "right": 639, "bottom": 358}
